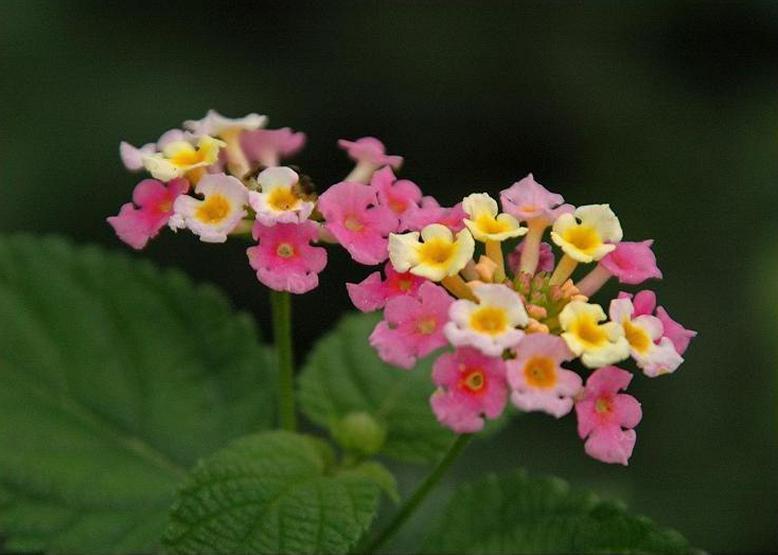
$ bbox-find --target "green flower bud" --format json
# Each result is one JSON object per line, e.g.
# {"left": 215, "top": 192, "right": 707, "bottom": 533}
{"left": 332, "top": 411, "right": 386, "bottom": 456}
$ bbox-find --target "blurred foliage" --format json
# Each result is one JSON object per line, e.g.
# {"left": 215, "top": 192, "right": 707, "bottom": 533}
{"left": 1, "top": 0, "right": 777, "bottom": 551}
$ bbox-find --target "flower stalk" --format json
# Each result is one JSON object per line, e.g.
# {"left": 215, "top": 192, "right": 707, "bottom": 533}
{"left": 271, "top": 290, "right": 296, "bottom": 431}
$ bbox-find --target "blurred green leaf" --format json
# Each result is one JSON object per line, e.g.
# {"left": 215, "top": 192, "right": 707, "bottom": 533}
{"left": 423, "top": 469, "right": 691, "bottom": 554}
{"left": 298, "top": 312, "right": 454, "bottom": 464}
{"left": 163, "top": 431, "right": 380, "bottom": 554}
{"left": 0, "top": 235, "right": 276, "bottom": 553}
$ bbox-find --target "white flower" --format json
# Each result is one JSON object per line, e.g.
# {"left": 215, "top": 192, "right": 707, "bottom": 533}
{"left": 550, "top": 204, "right": 623, "bottom": 263}
{"left": 184, "top": 109, "right": 267, "bottom": 137}
{"left": 444, "top": 283, "right": 528, "bottom": 356}
{"left": 170, "top": 173, "right": 248, "bottom": 243}
{"left": 609, "top": 298, "right": 683, "bottom": 377}
{"left": 142, "top": 135, "right": 224, "bottom": 182}
{"left": 389, "top": 224, "right": 475, "bottom": 281}
{"left": 559, "top": 300, "right": 630, "bottom": 368}
{"left": 248, "top": 166, "right": 314, "bottom": 226}
{"left": 462, "top": 193, "right": 527, "bottom": 242}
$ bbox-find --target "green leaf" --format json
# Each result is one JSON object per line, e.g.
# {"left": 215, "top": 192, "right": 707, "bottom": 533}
{"left": 0, "top": 235, "right": 275, "bottom": 553}
{"left": 346, "top": 461, "right": 400, "bottom": 504}
{"left": 298, "top": 312, "right": 453, "bottom": 464}
{"left": 423, "top": 470, "right": 691, "bottom": 554}
{"left": 163, "top": 431, "right": 381, "bottom": 554}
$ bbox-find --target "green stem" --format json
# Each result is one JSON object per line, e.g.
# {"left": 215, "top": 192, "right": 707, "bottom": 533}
{"left": 270, "top": 290, "right": 296, "bottom": 431}
{"left": 363, "top": 433, "right": 472, "bottom": 554}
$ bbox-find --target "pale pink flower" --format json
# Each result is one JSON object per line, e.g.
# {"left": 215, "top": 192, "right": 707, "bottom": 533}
{"left": 318, "top": 181, "right": 399, "bottom": 265}
{"left": 656, "top": 306, "right": 697, "bottom": 356}
{"left": 499, "top": 173, "right": 573, "bottom": 224}
{"left": 338, "top": 137, "right": 403, "bottom": 168}
{"left": 346, "top": 262, "right": 426, "bottom": 312}
{"left": 508, "top": 240, "right": 555, "bottom": 274}
{"left": 369, "top": 282, "right": 452, "bottom": 369}
{"left": 240, "top": 127, "right": 306, "bottom": 167}
{"left": 575, "top": 366, "right": 642, "bottom": 466}
{"left": 403, "top": 197, "right": 466, "bottom": 233}
{"left": 617, "top": 290, "right": 696, "bottom": 355}
{"left": 246, "top": 221, "right": 327, "bottom": 294}
{"left": 169, "top": 173, "right": 248, "bottom": 243}
{"left": 600, "top": 240, "right": 662, "bottom": 285}
{"left": 107, "top": 178, "right": 189, "bottom": 249}
{"left": 430, "top": 347, "right": 508, "bottom": 434}
{"left": 370, "top": 166, "right": 423, "bottom": 231}
{"left": 507, "top": 334, "right": 582, "bottom": 418}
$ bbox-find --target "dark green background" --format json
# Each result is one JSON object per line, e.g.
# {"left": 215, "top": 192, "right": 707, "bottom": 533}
{"left": 2, "top": 1, "right": 777, "bottom": 552}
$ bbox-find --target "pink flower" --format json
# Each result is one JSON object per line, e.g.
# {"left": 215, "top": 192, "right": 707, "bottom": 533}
{"left": 499, "top": 173, "right": 573, "bottom": 224}
{"left": 575, "top": 366, "right": 642, "bottom": 465}
{"left": 508, "top": 240, "right": 555, "bottom": 274}
{"left": 369, "top": 281, "right": 452, "bottom": 369}
{"left": 403, "top": 197, "right": 466, "bottom": 233}
{"left": 318, "top": 181, "right": 399, "bottom": 265}
{"left": 617, "top": 290, "right": 696, "bottom": 355}
{"left": 430, "top": 347, "right": 508, "bottom": 433}
{"left": 107, "top": 178, "right": 189, "bottom": 249}
{"left": 338, "top": 137, "right": 403, "bottom": 168}
{"left": 656, "top": 306, "right": 697, "bottom": 355}
{"left": 346, "top": 262, "right": 426, "bottom": 312}
{"left": 246, "top": 221, "right": 327, "bottom": 294}
{"left": 240, "top": 127, "right": 306, "bottom": 167}
{"left": 599, "top": 240, "right": 662, "bottom": 285}
{"left": 507, "top": 333, "right": 582, "bottom": 418}
{"left": 370, "top": 166, "right": 423, "bottom": 231}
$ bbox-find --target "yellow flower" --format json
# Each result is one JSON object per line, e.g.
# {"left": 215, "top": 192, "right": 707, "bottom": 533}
{"left": 389, "top": 224, "right": 475, "bottom": 281}
{"left": 550, "top": 204, "right": 622, "bottom": 263}
{"left": 462, "top": 193, "right": 527, "bottom": 242}
{"left": 559, "top": 300, "right": 629, "bottom": 368}
{"left": 143, "top": 135, "right": 224, "bottom": 181}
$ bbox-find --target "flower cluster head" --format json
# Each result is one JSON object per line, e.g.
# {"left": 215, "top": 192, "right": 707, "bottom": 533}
{"left": 353, "top": 172, "right": 696, "bottom": 465}
{"left": 109, "top": 110, "right": 408, "bottom": 295}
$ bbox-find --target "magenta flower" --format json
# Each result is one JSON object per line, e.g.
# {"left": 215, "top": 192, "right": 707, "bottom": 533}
{"left": 338, "top": 136, "right": 403, "bottom": 168}
{"left": 500, "top": 173, "right": 573, "bottom": 224}
{"left": 403, "top": 197, "right": 466, "bottom": 233}
{"left": 246, "top": 221, "right": 327, "bottom": 294}
{"left": 507, "top": 333, "right": 582, "bottom": 418}
{"left": 370, "top": 166, "right": 423, "bottom": 231}
{"left": 318, "top": 181, "right": 399, "bottom": 265}
{"left": 107, "top": 177, "right": 189, "bottom": 250}
{"left": 240, "top": 127, "right": 306, "bottom": 167}
{"left": 508, "top": 240, "right": 555, "bottom": 274}
{"left": 575, "top": 366, "right": 642, "bottom": 465}
{"left": 600, "top": 240, "right": 662, "bottom": 284}
{"left": 430, "top": 347, "right": 508, "bottom": 434}
{"left": 369, "top": 281, "right": 452, "bottom": 369}
{"left": 346, "top": 262, "right": 426, "bottom": 312}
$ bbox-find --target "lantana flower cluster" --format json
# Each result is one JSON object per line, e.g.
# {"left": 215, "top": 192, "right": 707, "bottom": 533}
{"left": 348, "top": 174, "right": 695, "bottom": 465}
{"left": 109, "top": 110, "right": 695, "bottom": 466}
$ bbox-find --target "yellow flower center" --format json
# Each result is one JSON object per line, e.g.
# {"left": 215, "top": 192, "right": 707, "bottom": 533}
{"left": 344, "top": 215, "right": 364, "bottom": 232}
{"left": 461, "top": 368, "right": 486, "bottom": 393}
{"left": 397, "top": 278, "right": 412, "bottom": 292}
{"left": 571, "top": 315, "right": 607, "bottom": 348}
{"left": 470, "top": 306, "right": 509, "bottom": 335}
{"left": 624, "top": 320, "right": 651, "bottom": 354}
{"left": 267, "top": 187, "right": 300, "bottom": 212}
{"left": 276, "top": 242, "right": 295, "bottom": 258}
{"left": 562, "top": 224, "right": 602, "bottom": 253}
{"left": 418, "top": 238, "right": 455, "bottom": 265}
{"left": 595, "top": 397, "right": 612, "bottom": 414}
{"left": 523, "top": 356, "right": 557, "bottom": 389}
{"left": 169, "top": 145, "right": 207, "bottom": 168}
{"left": 475, "top": 214, "right": 510, "bottom": 235}
{"left": 195, "top": 194, "right": 231, "bottom": 224}
{"left": 416, "top": 316, "right": 437, "bottom": 335}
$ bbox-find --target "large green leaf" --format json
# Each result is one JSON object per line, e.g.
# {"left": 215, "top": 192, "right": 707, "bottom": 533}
{"left": 298, "top": 312, "right": 453, "bottom": 464}
{"left": 163, "top": 431, "right": 381, "bottom": 554}
{"left": 423, "top": 470, "right": 691, "bottom": 554}
{"left": 0, "top": 235, "right": 275, "bottom": 553}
